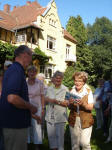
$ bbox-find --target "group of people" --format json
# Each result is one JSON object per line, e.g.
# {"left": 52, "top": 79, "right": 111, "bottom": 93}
{"left": 94, "top": 75, "right": 112, "bottom": 143}
{"left": 0, "top": 45, "right": 95, "bottom": 150}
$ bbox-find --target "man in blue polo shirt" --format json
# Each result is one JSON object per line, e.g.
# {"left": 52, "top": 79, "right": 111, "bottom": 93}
{"left": 0, "top": 45, "right": 37, "bottom": 150}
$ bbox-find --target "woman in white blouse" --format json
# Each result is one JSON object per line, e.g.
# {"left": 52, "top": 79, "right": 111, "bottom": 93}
{"left": 68, "top": 71, "right": 94, "bottom": 150}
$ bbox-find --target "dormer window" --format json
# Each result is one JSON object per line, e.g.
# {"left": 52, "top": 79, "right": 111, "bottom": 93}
{"left": 49, "top": 18, "right": 56, "bottom": 27}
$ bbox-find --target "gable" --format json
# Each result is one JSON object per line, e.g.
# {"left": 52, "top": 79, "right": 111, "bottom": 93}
{"left": 41, "top": 0, "right": 62, "bottom": 29}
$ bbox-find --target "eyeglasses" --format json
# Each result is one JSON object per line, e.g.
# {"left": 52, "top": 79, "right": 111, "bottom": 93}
{"left": 74, "top": 80, "right": 84, "bottom": 83}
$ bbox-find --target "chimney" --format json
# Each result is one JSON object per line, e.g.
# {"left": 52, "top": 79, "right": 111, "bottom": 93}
{"left": 4, "top": 4, "right": 10, "bottom": 13}
{"left": 27, "top": 1, "right": 31, "bottom": 5}
{"left": 13, "top": 6, "right": 17, "bottom": 11}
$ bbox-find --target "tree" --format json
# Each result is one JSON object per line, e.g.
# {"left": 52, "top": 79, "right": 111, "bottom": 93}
{"left": 87, "top": 17, "right": 112, "bottom": 47}
{"left": 63, "top": 66, "right": 75, "bottom": 90}
{"left": 87, "top": 17, "right": 112, "bottom": 82}
{"left": 66, "top": 15, "right": 94, "bottom": 85}
{"left": 66, "top": 15, "right": 87, "bottom": 48}
{"left": 0, "top": 41, "right": 16, "bottom": 68}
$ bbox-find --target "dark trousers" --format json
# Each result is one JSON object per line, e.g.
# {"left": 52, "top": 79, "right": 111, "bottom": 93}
{"left": 0, "top": 128, "right": 4, "bottom": 150}
{"left": 102, "top": 101, "right": 110, "bottom": 134}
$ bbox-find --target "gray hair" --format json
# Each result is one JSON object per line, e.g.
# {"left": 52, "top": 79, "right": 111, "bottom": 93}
{"left": 53, "top": 71, "right": 64, "bottom": 78}
{"left": 27, "top": 65, "right": 38, "bottom": 72}
{"left": 14, "top": 45, "right": 32, "bottom": 58}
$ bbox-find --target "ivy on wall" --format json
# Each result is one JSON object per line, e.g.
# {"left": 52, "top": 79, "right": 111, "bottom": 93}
{"left": 0, "top": 41, "right": 16, "bottom": 68}
{"left": 33, "top": 47, "right": 51, "bottom": 65}
{"left": 0, "top": 41, "right": 51, "bottom": 68}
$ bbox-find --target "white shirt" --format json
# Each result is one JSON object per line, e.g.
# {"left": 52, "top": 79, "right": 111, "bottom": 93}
{"left": 71, "top": 85, "right": 94, "bottom": 104}
{"left": 70, "top": 85, "right": 94, "bottom": 114}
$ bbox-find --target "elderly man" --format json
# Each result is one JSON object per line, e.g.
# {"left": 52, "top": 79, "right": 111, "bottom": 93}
{"left": 0, "top": 45, "right": 37, "bottom": 150}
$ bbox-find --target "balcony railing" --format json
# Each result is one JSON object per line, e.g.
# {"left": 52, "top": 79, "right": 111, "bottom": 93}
{"left": 65, "top": 54, "right": 76, "bottom": 62}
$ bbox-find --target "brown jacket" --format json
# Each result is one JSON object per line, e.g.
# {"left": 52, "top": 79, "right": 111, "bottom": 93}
{"left": 68, "top": 94, "right": 94, "bottom": 129}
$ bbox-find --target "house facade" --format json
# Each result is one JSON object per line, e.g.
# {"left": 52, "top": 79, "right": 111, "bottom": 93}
{"left": 0, "top": 0, "right": 77, "bottom": 80}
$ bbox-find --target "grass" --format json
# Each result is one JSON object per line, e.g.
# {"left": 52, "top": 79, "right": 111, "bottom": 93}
{"left": 90, "top": 109, "right": 112, "bottom": 150}
{"left": 28, "top": 109, "right": 112, "bottom": 150}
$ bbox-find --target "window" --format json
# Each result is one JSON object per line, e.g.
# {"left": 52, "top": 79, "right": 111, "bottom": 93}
{"left": 16, "top": 34, "right": 25, "bottom": 42}
{"left": 47, "top": 36, "right": 56, "bottom": 51}
{"left": 49, "top": 18, "right": 56, "bottom": 27}
{"left": 40, "top": 66, "right": 45, "bottom": 74}
{"left": 66, "top": 44, "right": 71, "bottom": 59}
{"left": 40, "top": 65, "right": 54, "bottom": 79}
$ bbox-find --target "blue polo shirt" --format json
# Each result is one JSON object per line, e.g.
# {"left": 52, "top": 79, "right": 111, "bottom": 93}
{"left": 0, "top": 62, "right": 31, "bottom": 128}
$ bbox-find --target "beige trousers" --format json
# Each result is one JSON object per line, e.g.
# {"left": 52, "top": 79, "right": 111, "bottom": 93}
{"left": 47, "top": 122, "right": 65, "bottom": 150}
{"left": 69, "top": 117, "right": 92, "bottom": 150}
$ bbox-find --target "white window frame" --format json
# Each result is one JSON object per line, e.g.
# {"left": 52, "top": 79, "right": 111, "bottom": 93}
{"left": 66, "top": 44, "right": 71, "bottom": 59}
{"left": 40, "top": 65, "right": 54, "bottom": 79}
{"left": 47, "top": 35, "right": 56, "bottom": 51}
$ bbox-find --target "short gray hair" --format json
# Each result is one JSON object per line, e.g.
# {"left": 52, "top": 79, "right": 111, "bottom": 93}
{"left": 14, "top": 45, "right": 32, "bottom": 58}
{"left": 53, "top": 71, "right": 64, "bottom": 78}
{"left": 27, "top": 65, "right": 38, "bottom": 72}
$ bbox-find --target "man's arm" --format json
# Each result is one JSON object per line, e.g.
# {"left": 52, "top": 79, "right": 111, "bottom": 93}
{"left": 7, "top": 94, "right": 37, "bottom": 114}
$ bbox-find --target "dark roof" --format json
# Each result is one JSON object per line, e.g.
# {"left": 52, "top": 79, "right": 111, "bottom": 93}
{"left": 64, "top": 29, "right": 77, "bottom": 44}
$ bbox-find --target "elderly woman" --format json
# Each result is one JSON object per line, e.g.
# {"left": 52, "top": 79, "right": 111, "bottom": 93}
{"left": 68, "top": 71, "right": 94, "bottom": 150}
{"left": 27, "top": 65, "right": 44, "bottom": 150}
{"left": 45, "top": 71, "right": 69, "bottom": 150}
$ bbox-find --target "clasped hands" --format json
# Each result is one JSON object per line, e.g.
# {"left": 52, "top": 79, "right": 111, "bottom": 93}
{"left": 51, "top": 98, "right": 83, "bottom": 107}
{"left": 69, "top": 97, "right": 82, "bottom": 106}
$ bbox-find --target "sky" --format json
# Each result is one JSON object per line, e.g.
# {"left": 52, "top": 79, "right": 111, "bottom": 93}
{"left": 0, "top": 0, "right": 112, "bottom": 28}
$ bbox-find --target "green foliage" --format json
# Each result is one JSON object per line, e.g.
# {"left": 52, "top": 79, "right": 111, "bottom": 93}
{"left": 87, "top": 17, "right": 112, "bottom": 47}
{"left": 75, "top": 46, "right": 95, "bottom": 84}
{"left": 66, "top": 15, "right": 87, "bottom": 47}
{"left": 66, "top": 15, "right": 94, "bottom": 85}
{"left": 0, "top": 41, "right": 16, "bottom": 68}
{"left": 63, "top": 66, "right": 75, "bottom": 90}
{"left": 33, "top": 47, "right": 50, "bottom": 64}
{"left": 66, "top": 16, "right": 112, "bottom": 87}
{"left": 90, "top": 45, "right": 112, "bottom": 80}
{"left": 87, "top": 17, "right": 112, "bottom": 82}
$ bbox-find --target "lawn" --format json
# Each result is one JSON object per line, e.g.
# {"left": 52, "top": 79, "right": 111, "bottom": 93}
{"left": 28, "top": 109, "right": 112, "bottom": 150}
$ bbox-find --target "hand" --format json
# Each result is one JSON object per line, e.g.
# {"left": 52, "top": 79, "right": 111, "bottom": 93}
{"left": 32, "top": 114, "right": 42, "bottom": 124}
{"left": 29, "top": 104, "right": 37, "bottom": 114}
{"left": 78, "top": 100, "right": 86, "bottom": 107}
{"left": 69, "top": 97, "right": 74, "bottom": 104}
{"left": 61, "top": 100, "right": 69, "bottom": 107}
{"left": 36, "top": 116, "right": 41, "bottom": 124}
{"left": 75, "top": 99, "right": 81, "bottom": 104}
